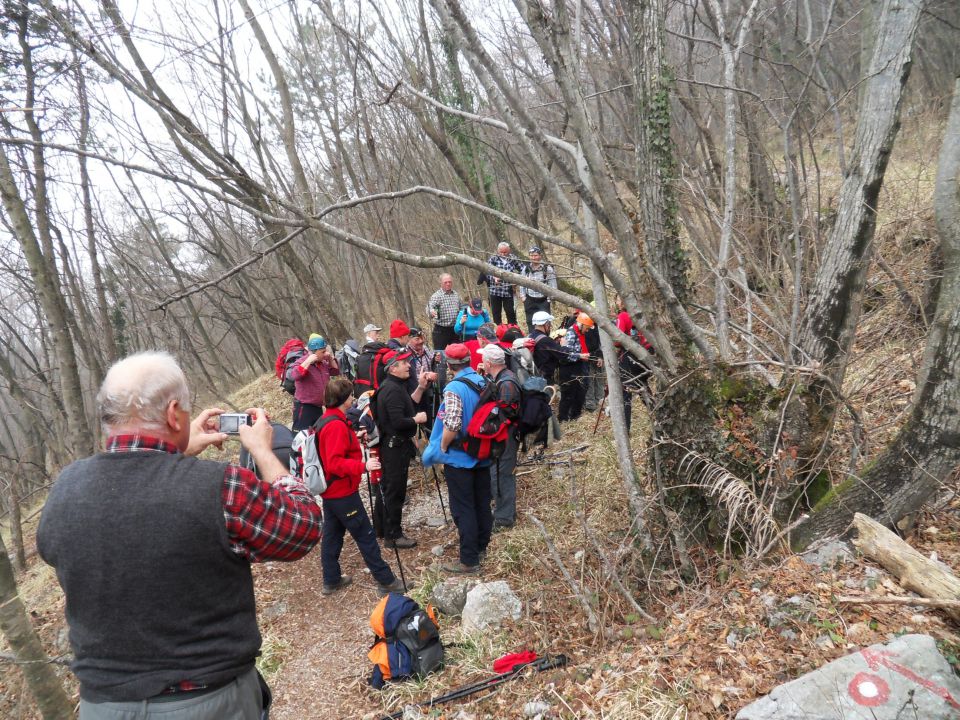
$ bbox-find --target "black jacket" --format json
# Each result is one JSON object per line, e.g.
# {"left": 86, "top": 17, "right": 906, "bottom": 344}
{"left": 375, "top": 375, "right": 418, "bottom": 440}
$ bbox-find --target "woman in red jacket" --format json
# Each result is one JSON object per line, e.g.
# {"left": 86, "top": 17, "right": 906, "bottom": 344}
{"left": 317, "top": 377, "right": 404, "bottom": 596}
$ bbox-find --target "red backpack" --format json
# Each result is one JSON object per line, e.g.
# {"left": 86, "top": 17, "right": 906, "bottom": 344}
{"left": 452, "top": 376, "right": 514, "bottom": 461}
{"left": 275, "top": 338, "right": 306, "bottom": 395}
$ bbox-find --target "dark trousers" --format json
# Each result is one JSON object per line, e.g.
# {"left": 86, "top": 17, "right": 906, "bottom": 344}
{"left": 292, "top": 401, "right": 322, "bottom": 432}
{"left": 558, "top": 367, "right": 587, "bottom": 422}
{"left": 432, "top": 325, "right": 458, "bottom": 351}
{"left": 489, "top": 295, "right": 517, "bottom": 325}
{"left": 377, "top": 439, "right": 414, "bottom": 539}
{"left": 444, "top": 464, "right": 493, "bottom": 566}
{"left": 321, "top": 492, "right": 394, "bottom": 586}
{"left": 523, "top": 298, "right": 550, "bottom": 329}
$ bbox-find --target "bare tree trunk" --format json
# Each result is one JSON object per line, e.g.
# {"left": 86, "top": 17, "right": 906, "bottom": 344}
{"left": 798, "top": 0, "right": 925, "bottom": 387}
{"left": 795, "top": 76, "right": 960, "bottom": 547}
{"left": 0, "top": 532, "right": 73, "bottom": 719}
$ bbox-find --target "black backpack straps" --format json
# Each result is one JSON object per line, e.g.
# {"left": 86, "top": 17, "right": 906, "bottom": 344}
{"left": 450, "top": 376, "right": 483, "bottom": 396}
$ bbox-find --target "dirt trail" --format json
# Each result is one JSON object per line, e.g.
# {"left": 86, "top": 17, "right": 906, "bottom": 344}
{"left": 258, "top": 468, "right": 458, "bottom": 719}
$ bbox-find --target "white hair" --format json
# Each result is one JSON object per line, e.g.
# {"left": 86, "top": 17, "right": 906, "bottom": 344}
{"left": 96, "top": 351, "right": 191, "bottom": 434}
{"left": 497, "top": 241, "right": 510, "bottom": 251}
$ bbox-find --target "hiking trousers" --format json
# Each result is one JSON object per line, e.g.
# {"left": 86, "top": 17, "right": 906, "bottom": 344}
{"left": 321, "top": 491, "right": 395, "bottom": 587}
{"left": 431, "top": 325, "right": 458, "bottom": 352}
{"left": 444, "top": 464, "right": 493, "bottom": 566}
{"left": 490, "top": 434, "right": 518, "bottom": 526}
{"left": 79, "top": 667, "right": 267, "bottom": 720}
{"left": 583, "top": 362, "right": 606, "bottom": 412}
{"left": 523, "top": 298, "right": 550, "bottom": 330}
{"left": 377, "top": 438, "right": 414, "bottom": 540}
{"left": 490, "top": 294, "right": 517, "bottom": 325}
{"left": 557, "top": 368, "right": 587, "bottom": 422}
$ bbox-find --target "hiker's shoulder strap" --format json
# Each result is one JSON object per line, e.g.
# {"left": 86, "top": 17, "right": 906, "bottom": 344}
{"left": 311, "top": 414, "right": 347, "bottom": 434}
{"left": 449, "top": 376, "right": 483, "bottom": 396}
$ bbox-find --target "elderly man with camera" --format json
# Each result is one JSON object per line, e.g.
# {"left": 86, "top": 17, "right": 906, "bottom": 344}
{"left": 38, "top": 351, "right": 323, "bottom": 720}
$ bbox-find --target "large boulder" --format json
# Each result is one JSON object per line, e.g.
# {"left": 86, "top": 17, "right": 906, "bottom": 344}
{"left": 736, "top": 634, "right": 960, "bottom": 719}
{"left": 461, "top": 581, "right": 522, "bottom": 632}
{"left": 430, "top": 577, "right": 479, "bottom": 616}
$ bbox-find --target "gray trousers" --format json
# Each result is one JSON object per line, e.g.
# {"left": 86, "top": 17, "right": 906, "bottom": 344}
{"left": 584, "top": 362, "right": 606, "bottom": 411}
{"left": 490, "top": 433, "right": 519, "bottom": 526}
{"left": 79, "top": 667, "right": 265, "bottom": 720}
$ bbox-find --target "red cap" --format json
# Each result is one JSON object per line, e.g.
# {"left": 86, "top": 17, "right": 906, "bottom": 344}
{"left": 384, "top": 349, "right": 413, "bottom": 368}
{"left": 444, "top": 343, "right": 470, "bottom": 363}
{"left": 390, "top": 319, "right": 411, "bottom": 338}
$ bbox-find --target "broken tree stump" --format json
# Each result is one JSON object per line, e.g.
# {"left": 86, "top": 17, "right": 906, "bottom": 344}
{"left": 851, "top": 512, "right": 960, "bottom": 624}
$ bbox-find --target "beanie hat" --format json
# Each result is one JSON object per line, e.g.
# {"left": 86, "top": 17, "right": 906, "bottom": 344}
{"left": 390, "top": 319, "right": 411, "bottom": 338}
{"left": 307, "top": 333, "right": 327, "bottom": 351}
{"left": 444, "top": 343, "right": 470, "bottom": 365}
{"left": 576, "top": 312, "right": 595, "bottom": 328}
{"left": 480, "top": 344, "right": 506, "bottom": 366}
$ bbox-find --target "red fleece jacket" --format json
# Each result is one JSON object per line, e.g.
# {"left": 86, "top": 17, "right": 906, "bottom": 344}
{"left": 317, "top": 408, "right": 366, "bottom": 499}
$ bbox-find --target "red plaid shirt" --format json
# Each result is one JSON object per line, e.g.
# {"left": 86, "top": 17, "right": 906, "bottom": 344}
{"left": 106, "top": 435, "right": 322, "bottom": 562}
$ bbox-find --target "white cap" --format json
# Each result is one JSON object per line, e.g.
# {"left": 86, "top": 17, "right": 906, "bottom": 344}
{"left": 480, "top": 344, "right": 506, "bottom": 366}
{"left": 531, "top": 311, "right": 554, "bottom": 326}
{"left": 363, "top": 323, "right": 381, "bottom": 333}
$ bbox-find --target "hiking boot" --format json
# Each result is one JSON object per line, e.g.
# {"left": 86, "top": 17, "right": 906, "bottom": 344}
{"left": 377, "top": 577, "right": 407, "bottom": 596}
{"left": 384, "top": 536, "right": 417, "bottom": 549}
{"left": 492, "top": 521, "right": 515, "bottom": 533}
{"left": 442, "top": 561, "right": 480, "bottom": 574}
{"left": 321, "top": 575, "right": 353, "bottom": 596}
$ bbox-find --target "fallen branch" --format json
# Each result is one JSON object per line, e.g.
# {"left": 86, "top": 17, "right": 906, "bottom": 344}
{"left": 852, "top": 513, "right": 960, "bottom": 623}
{"left": 0, "top": 652, "right": 72, "bottom": 666}
{"left": 837, "top": 595, "right": 960, "bottom": 610}
{"left": 528, "top": 511, "right": 600, "bottom": 634}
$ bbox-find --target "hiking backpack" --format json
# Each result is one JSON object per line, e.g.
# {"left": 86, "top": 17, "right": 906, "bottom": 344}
{"left": 275, "top": 339, "right": 307, "bottom": 395}
{"left": 368, "top": 593, "right": 444, "bottom": 690}
{"left": 239, "top": 422, "right": 295, "bottom": 480}
{"left": 518, "top": 376, "right": 553, "bottom": 450}
{"left": 354, "top": 342, "right": 391, "bottom": 397}
{"left": 289, "top": 415, "right": 347, "bottom": 495}
{"left": 451, "top": 376, "right": 514, "bottom": 461}
{"left": 335, "top": 339, "right": 361, "bottom": 382}
{"left": 511, "top": 336, "right": 546, "bottom": 385}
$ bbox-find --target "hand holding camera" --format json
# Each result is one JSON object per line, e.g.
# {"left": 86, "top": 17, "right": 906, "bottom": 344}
{"left": 184, "top": 407, "right": 229, "bottom": 456}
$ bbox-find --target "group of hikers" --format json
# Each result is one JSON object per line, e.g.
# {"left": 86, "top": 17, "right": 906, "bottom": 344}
{"left": 35, "top": 242, "right": 654, "bottom": 719}
{"left": 280, "top": 242, "right": 655, "bottom": 592}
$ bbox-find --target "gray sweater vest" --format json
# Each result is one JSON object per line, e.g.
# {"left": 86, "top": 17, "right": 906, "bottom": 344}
{"left": 37, "top": 450, "right": 260, "bottom": 702}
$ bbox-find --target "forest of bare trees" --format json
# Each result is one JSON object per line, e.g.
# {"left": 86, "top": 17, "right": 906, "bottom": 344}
{"left": 0, "top": 0, "right": 959, "bottom": 711}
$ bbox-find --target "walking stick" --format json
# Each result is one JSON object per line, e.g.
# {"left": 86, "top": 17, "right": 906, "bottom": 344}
{"left": 593, "top": 385, "right": 609, "bottom": 435}
{"left": 431, "top": 465, "right": 449, "bottom": 523}
{"left": 373, "top": 455, "right": 407, "bottom": 589}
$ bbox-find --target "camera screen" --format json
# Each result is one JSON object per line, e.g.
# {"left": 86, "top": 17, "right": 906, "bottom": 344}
{"left": 219, "top": 414, "right": 245, "bottom": 434}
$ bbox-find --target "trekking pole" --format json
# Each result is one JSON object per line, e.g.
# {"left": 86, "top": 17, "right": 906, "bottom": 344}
{"left": 379, "top": 654, "right": 568, "bottom": 720}
{"left": 431, "top": 466, "right": 449, "bottom": 524}
{"left": 593, "top": 387, "right": 610, "bottom": 435}
{"left": 375, "top": 470, "right": 407, "bottom": 589}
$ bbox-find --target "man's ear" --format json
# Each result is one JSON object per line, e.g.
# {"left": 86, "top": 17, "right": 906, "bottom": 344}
{"left": 166, "top": 400, "right": 183, "bottom": 432}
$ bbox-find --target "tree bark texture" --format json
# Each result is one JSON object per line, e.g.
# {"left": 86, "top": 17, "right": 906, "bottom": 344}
{"left": 794, "top": 76, "right": 960, "bottom": 547}
{"left": 798, "top": 0, "right": 925, "bottom": 386}
{"left": 0, "top": 533, "right": 74, "bottom": 719}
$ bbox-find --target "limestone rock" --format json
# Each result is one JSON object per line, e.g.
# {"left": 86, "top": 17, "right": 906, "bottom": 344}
{"left": 461, "top": 581, "right": 522, "bottom": 632}
{"left": 736, "top": 634, "right": 960, "bottom": 719}
{"left": 430, "top": 577, "right": 479, "bottom": 616}
{"left": 800, "top": 540, "right": 854, "bottom": 568}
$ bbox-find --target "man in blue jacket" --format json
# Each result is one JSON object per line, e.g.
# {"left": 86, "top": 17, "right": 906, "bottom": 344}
{"left": 422, "top": 343, "right": 492, "bottom": 574}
